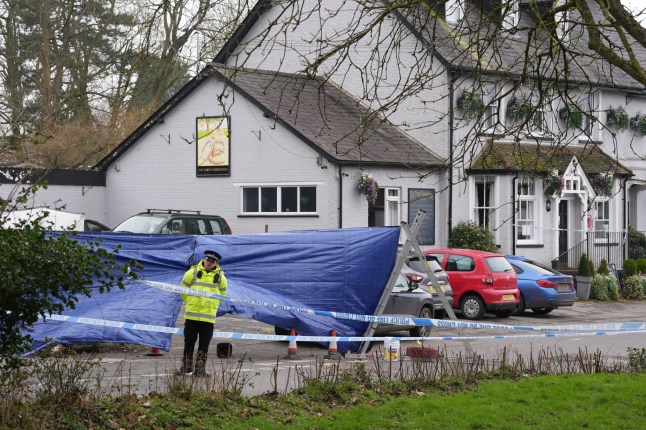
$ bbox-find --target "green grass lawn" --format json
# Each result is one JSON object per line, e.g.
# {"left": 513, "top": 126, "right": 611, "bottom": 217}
{"left": 227, "top": 373, "right": 646, "bottom": 430}
{"left": 5, "top": 371, "right": 646, "bottom": 429}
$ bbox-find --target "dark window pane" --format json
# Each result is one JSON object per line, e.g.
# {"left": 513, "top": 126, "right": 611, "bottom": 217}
{"left": 243, "top": 188, "right": 259, "bottom": 212}
{"left": 282, "top": 187, "right": 298, "bottom": 212}
{"left": 261, "top": 187, "right": 277, "bottom": 212}
{"left": 300, "top": 187, "right": 316, "bottom": 212}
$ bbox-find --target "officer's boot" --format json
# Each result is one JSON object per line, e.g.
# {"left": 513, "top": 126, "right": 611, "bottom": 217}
{"left": 194, "top": 352, "right": 209, "bottom": 377}
{"left": 177, "top": 355, "right": 193, "bottom": 375}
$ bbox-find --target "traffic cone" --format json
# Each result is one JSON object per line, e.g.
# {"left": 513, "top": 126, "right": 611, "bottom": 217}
{"left": 283, "top": 328, "right": 300, "bottom": 359}
{"left": 324, "top": 328, "right": 341, "bottom": 359}
{"left": 146, "top": 347, "right": 164, "bottom": 356}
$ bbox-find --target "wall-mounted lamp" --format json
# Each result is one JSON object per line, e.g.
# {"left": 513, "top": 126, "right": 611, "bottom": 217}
{"left": 546, "top": 199, "right": 552, "bottom": 212}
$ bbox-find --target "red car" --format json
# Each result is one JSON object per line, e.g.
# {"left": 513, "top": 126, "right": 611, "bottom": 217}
{"left": 424, "top": 248, "right": 519, "bottom": 320}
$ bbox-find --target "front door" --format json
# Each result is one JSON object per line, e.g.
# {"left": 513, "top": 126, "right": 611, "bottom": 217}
{"left": 558, "top": 200, "right": 568, "bottom": 262}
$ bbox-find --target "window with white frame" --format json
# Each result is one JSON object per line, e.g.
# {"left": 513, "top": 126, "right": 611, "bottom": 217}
{"left": 481, "top": 82, "right": 498, "bottom": 130}
{"left": 502, "top": 0, "right": 519, "bottom": 30}
{"left": 516, "top": 177, "right": 537, "bottom": 242}
{"left": 579, "top": 92, "right": 596, "bottom": 138}
{"left": 474, "top": 177, "right": 496, "bottom": 232}
{"left": 445, "top": 0, "right": 463, "bottom": 24}
{"left": 242, "top": 185, "right": 317, "bottom": 214}
{"left": 555, "top": 0, "right": 569, "bottom": 41}
{"left": 594, "top": 199, "right": 610, "bottom": 240}
{"left": 368, "top": 187, "right": 401, "bottom": 227}
{"left": 530, "top": 90, "right": 549, "bottom": 134}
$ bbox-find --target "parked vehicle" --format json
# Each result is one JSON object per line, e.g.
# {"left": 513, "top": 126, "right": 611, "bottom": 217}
{"left": 505, "top": 255, "right": 576, "bottom": 315}
{"left": 112, "top": 209, "right": 232, "bottom": 235}
{"left": 84, "top": 219, "right": 111, "bottom": 232}
{"left": 402, "top": 255, "right": 454, "bottom": 319}
{"left": 373, "top": 272, "right": 435, "bottom": 337}
{"left": 5, "top": 208, "right": 110, "bottom": 232}
{"left": 275, "top": 272, "right": 435, "bottom": 337}
{"left": 424, "top": 248, "right": 519, "bottom": 320}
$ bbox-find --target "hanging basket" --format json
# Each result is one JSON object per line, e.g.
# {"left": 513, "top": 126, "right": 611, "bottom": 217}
{"left": 358, "top": 173, "right": 379, "bottom": 204}
{"left": 544, "top": 170, "right": 563, "bottom": 197}
{"left": 591, "top": 173, "right": 613, "bottom": 196}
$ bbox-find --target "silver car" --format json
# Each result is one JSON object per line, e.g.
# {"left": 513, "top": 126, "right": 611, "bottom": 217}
{"left": 375, "top": 272, "right": 435, "bottom": 337}
{"left": 403, "top": 255, "right": 454, "bottom": 319}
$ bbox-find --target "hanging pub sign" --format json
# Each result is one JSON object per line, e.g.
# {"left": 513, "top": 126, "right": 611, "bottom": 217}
{"left": 196, "top": 116, "right": 230, "bottom": 176}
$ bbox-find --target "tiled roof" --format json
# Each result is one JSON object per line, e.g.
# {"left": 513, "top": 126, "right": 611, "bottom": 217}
{"left": 212, "top": 66, "right": 446, "bottom": 167}
{"left": 469, "top": 141, "right": 632, "bottom": 176}
{"left": 408, "top": 0, "right": 646, "bottom": 90}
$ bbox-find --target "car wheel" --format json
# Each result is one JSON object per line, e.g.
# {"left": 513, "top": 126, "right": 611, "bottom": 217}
{"left": 531, "top": 308, "right": 554, "bottom": 315}
{"left": 410, "top": 306, "right": 433, "bottom": 337}
{"left": 512, "top": 294, "right": 526, "bottom": 316}
{"left": 460, "top": 295, "right": 485, "bottom": 320}
{"left": 493, "top": 309, "right": 514, "bottom": 318}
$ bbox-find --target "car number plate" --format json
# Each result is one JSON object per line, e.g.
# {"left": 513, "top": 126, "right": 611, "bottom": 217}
{"left": 428, "top": 283, "right": 445, "bottom": 293}
{"left": 502, "top": 294, "right": 515, "bottom": 301}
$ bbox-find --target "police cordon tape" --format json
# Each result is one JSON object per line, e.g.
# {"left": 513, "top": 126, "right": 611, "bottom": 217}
{"left": 40, "top": 313, "right": 646, "bottom": 342}
{"left": 135, "top": 279, "right": 646, "bottom": 333}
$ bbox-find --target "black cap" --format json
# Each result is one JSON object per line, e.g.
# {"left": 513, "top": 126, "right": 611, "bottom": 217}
{"left": 204, "top": 250, "right": 221, "bottom": 262}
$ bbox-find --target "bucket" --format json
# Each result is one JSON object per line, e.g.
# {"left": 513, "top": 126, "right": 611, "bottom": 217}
{"left": 383, "top": 340, "right": 400, "bottom": 361}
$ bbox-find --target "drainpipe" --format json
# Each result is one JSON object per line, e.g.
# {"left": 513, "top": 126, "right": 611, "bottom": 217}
{"left": 339, "top": 165, "right": 343, "bottom": 228}
{"left": 512, "top": 173, "right": 518, "bottom": 256}
{"left": 448, "top": 70, "right": 460, "bottom": 241}
{"left": 623, "top": 177, "right": 628, "bottom": 260}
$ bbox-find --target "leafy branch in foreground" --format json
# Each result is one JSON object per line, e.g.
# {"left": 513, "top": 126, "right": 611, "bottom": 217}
{"left": 0, "top": 185, "right": 140, "bottom": 369}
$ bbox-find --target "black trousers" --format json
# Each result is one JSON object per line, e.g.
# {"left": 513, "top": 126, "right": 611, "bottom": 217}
{"left": 183, "top": 319, "right": 214, "bottom": 371}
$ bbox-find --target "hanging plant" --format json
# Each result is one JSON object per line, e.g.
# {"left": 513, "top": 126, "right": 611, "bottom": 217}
{"left": 629, "top": 113, "right": 646, "bottom": 136}
{"left": 591, "top": 173, "right": 613, "bottom": 196}
{"left": 605, "top": 106, "right": 629, "bottom": 130}
{"left": 506, "top": 95, "right": 534, "bottom": 123}
{"left": 457, "top": 91, "right": 485, "bottom": 119}
{"left": 543, "top": 170, "right": 563, "bottom": 197}
{"left": 358, "top": 173, "right": 379, "bottom": 204}
{"left": 559, "top": 105, "right": 584, "bottom": 128}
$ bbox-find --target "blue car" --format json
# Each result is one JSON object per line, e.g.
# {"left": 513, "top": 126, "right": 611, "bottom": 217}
{"left": 505, "top": 256, "right": 576, "bottom": 315}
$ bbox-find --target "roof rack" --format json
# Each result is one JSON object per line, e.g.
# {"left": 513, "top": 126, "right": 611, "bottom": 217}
{"left": 145, "top": 209, "right": 202, "bottom": 215}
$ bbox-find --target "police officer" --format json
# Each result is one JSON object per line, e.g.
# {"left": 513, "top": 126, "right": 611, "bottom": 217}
{"left": 179, "top": 249, "right": 227, "bottom": 377}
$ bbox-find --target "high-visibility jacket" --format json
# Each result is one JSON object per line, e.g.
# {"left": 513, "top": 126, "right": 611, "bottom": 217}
{"left": 181, "top": 259, "right": 227, "bottom": 323}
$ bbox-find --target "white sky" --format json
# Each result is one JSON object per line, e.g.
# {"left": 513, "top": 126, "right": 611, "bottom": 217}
{"left": 624, "top": 0, "right": 646, "bottom": 14}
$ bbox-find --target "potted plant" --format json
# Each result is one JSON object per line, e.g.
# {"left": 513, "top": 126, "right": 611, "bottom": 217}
{"left": 457, "top": 91, "right": 485, "bottom": 119}
{"left": 576, "top": 253, "right": 593, "bottom": 300}
{"left": 606, "top": 106, "right": 629, "bottom": 130}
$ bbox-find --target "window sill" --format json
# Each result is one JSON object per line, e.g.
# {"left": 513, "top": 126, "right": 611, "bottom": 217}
{"left": 516, "top": 243, "right": 544, "bottom": 248}
{"left": 238, "top": 214, "right": 319, "bottom": 218}
{"left": 579, "top": 136, "right": 601, "bottom": 144}
{"left": 525, "top": 133, "right": 554, "bottom": 141}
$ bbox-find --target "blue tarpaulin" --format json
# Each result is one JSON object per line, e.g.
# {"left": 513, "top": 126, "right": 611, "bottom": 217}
{"left": 26, "top": 227, "right": 400, "bottom": 354}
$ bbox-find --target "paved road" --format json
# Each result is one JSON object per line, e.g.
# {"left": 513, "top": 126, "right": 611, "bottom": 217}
{"left": 85, "top": 300, "right": 646, "bottom": 397}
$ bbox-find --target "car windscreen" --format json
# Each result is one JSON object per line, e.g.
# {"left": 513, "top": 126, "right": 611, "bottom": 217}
{"left": 113, "top": 215, "right": 165, "bottom": 233}
{"left": 407, "top": 256, "right": 443, "bottom": 273}
{"left": 516, "top": 260, "right": 558, "bottom": 275}
{"left": 485, "top": 256, "right": 514, "bottom": 273}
